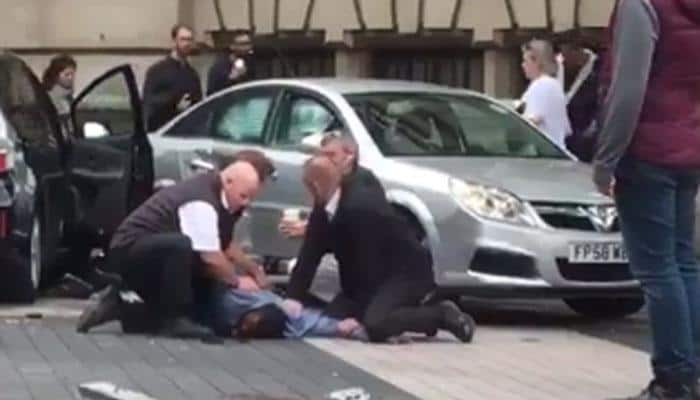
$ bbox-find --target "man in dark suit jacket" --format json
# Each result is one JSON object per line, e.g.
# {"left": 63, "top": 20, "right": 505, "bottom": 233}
{"left": 285, "top": 156, "right": 475, "bottom": 343}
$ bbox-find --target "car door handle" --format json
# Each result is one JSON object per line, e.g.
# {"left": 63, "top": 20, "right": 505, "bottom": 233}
{"left": 189, "top": 158, "right": 215, "bottom": 172}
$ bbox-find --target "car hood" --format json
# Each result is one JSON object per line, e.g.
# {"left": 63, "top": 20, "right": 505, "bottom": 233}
{"left": 393, "top": 156, "right": 611, "bottom": 204}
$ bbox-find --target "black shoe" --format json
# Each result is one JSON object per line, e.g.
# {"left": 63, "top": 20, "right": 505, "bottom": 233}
{"left": 611, "top": 381, "right": 693, "bottom": 400}
{"left": 160, "top": 317, "right": 215, "bottom": 340}
{"left": 439, "top": 300, "right": 475, "bottom": 343}
{"left": 76, "top": 285, "right": 122, "bottom": 333}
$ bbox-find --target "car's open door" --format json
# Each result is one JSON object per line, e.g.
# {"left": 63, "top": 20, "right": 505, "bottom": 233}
{"left": 67, "top": 65, "right": 153, "bottom": 248}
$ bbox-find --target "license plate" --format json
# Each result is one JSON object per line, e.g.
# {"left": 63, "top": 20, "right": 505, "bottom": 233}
{"left": 568, "top": 242, "right": 628, "bottom": 264}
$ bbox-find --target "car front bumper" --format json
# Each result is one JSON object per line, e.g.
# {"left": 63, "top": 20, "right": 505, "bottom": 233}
{"left": 432, "top": 212, "right": 641, "bottom": 298}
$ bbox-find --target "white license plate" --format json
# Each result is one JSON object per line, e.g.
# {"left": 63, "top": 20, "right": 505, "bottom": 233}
{"left": 568, "top": 242, "right": 628, "bottom": 264}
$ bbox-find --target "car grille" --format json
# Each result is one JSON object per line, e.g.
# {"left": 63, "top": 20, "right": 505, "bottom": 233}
{"left": 532, "top": 202, "right": 620, "bottom": 233}
{"left": 556, "top": 259, "right": 633, "bottom": 282}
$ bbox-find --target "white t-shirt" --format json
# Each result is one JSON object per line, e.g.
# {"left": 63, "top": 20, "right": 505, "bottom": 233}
{"left": 522, "top": 75, "right": 572, "bottom": 148}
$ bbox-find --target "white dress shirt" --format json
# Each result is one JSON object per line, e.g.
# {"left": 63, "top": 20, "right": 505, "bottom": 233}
{"left": 177, "top": 191, "right": 231, "bottom": 252}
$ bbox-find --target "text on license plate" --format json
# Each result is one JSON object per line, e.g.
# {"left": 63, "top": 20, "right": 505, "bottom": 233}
{"left": 568, "top": 242, "right": 628, "bottom": 263}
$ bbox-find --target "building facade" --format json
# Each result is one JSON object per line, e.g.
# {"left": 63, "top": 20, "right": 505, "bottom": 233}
{"left": 2, "top": 0, "right": 616, "bottom": 98}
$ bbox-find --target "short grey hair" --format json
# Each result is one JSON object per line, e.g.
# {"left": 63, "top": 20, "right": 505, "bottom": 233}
{"left": 522, "top": 39, "right": 558, "bottom": 77}
{"left": 319, "top": 129, "right": 360, "bottom": 169}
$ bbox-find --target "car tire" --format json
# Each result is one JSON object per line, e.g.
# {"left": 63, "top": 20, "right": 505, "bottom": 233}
{"left": 564, "top": 297, "right": 645, "bottom": 319}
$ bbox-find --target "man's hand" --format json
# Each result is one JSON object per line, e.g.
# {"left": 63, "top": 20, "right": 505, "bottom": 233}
{"left": 279, "top": 219, "right": 307, "bottom": 238}
{"left": 281, "top": 299, "right": 303, "bottom": 319}
{"left": 253, "top": 265, "right": 271, "bottom": 289}
{"left": 596, "top": 177, "right": 616, "bottom": 197}
{"left": 237, "top": 276, "right": 261, "bottom": 292}
{"left": 337, "top": 318, "right": 361, "bottom": 337}
{"left": 177, "top": 93, "right": 192, "bottom": 112}
{"left": 593, "top": 165, "right": 616, "bottom": 198}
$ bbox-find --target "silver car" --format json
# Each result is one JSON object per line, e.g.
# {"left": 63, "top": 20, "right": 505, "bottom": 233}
{"left": 151, "top": 78, "right": 643, "bottom": 318}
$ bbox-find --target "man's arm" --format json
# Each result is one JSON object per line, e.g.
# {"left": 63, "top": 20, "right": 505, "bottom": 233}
{"left": 224, "top": 241, "right": 266, "bottom": 284}
{"left": 286, "top": 206, "right": 330, "bottom": 300}
{"left": 142, "top": 63, "right": 178, "bottom": 114}
{"left": 593, "top": 0, "right": 659, "bottom": 191}
{"left": 177, "top": 201, "right": 239, "bottom": 287}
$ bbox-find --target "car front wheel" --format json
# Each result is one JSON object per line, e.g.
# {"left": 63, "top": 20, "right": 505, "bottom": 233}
{"left": 564, "top": 297, "right": 645, "bottom": 319}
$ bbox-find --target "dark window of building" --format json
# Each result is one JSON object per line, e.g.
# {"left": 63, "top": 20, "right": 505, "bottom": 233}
{"left": 251, "top": 50, "right": 335, "bottom": 79}
{"left": 372, "top": 50, "right": 477, "bottom": 89}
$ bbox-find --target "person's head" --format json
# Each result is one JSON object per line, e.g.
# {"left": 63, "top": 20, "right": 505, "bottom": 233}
{"left": 171, "top": 24, "right": 195, "bottom": 58}
{"left": 42, "top": 54, "right": 77, "bottom": 92}
{"left": 228, "top": 32, "right": 254, "bottom": 58}
{"left": 521, "top": 39, "right": 558, "bottom": 80}
{"left": 219, "top": 150, "right": 274, "bottom": 212}
{"left": 302, "top": 155, "right": 343, "bottom": 206}
{"left": 236, "top": 304, "right": 287, "bottom": 339}
{"left": 557, "top": 39, "right": 590, "bottom": 71}
{"left": 319, "top": 131, "right": 358, "bottom": 175}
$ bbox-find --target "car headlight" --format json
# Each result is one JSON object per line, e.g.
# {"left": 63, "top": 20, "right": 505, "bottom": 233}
{"left": 448, "top": 178, "right": 537, "bottom": 226}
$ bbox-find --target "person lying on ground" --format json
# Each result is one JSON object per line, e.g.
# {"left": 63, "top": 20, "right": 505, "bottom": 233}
{"left": 206, "top": 285, "right": 368, "bottom": 340}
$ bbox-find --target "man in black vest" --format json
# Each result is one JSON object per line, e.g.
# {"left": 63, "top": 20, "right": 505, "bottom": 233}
{"left": 77, "top": 150, "right": 275, "bottom": 339}
{"left": 285, "top": 156, "right": 476, "bottom": 343}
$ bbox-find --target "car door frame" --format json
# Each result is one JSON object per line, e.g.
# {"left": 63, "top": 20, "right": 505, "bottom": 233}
{"left": 65, "top": 64, "right": 153, "bottom": 248}
{"left": 250, "top": 86, "right": 350, "bottom": 259}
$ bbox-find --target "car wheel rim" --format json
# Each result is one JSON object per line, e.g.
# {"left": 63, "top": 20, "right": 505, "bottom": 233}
{"left": 30, "top": 218, "right": 41, "bottom": 290}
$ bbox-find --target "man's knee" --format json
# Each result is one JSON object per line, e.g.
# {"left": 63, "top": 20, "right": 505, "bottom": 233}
{"left": 363, "top": 315, "right": 391, "bottom": 343}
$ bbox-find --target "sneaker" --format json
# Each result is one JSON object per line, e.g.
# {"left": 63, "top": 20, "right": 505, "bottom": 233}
{"left": 76, "top": 285, "right": 122, "bottom": 333}
{"left": 439, "top": 300, "right": 475, "bottom": 343}
{"left": 159, "top": 317, "right": 215, "bottom": 340}
{"left": 611, "top": 381, "right": 693, "bottom": 400}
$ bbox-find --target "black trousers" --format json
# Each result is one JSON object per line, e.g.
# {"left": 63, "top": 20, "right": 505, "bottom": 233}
{"left": 109, "top": 233, "right": 197, "bottom": 320}
{"left": 325, "top": 277, "right": 442, "bottom": 342}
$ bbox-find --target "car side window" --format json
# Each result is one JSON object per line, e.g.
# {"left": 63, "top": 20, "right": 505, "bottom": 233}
{"left": 277, "top": 96, "right": 339, "bottom": 145}
{"left": 164, "top": 102, "right": 214, "bottom": 138}
{"left": 211, "top": 94, "right": 275, "bottom": 144}
{"left": 166, "top": 90, "right": 276, "bottom": 145}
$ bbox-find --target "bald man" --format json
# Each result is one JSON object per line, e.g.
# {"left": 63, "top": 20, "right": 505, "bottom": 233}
{"left": 287, "top": 156, "right": 475, "bottom": 343}
{"left": 77, "top": 150, "right": 275, "bottom": 339}
{"left": 280, "top": 131, "right": 384, "bottom": 238}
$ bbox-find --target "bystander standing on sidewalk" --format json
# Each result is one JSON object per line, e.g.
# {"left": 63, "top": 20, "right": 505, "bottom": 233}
{"left": 42, "top": 54, "right": 77, "bottom": 138}
{"left": 206, "top": 32, "right": 256, "bottom": 96}
{"left": 520, "top": 39, "right": 572, "bottom": 149}
{"left": 142, "top": 24, "right": 202, "bottom": 132}
{"left": 593, "top": 0, "right": 700, "bottom": 399}
{"left": 556, "top": 37, "right": 601, "bottom": 162}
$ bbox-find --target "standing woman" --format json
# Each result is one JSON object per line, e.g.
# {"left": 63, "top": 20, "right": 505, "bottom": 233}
{"left": 520, "top": 39, "right": 572, "bottom": 149}
{"left": 42, "top": 54, "right": 77, "bottom": 137}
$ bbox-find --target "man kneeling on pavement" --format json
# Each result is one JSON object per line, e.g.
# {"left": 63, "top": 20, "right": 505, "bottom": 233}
{"left": 283, "top": 154, "right": 475, "bottom": 343}
{"left": 79, "top": 147, "right": 475, "bottom": 343}
{"left": 78, "top": 150, "right": 276, "bottom": 339}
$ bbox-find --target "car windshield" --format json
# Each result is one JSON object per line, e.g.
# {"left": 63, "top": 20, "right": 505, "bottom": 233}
{"left": 346, "top": 92, "right": 568, "bottom": 159}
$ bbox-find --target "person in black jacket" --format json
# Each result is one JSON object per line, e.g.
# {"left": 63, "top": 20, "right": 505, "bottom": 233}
{"left": 279, "top": 132, "right": 382, "bottom": 238}
{"left": 142, "top": 24, "right": 202, "bottom": 132}
{"left": 285, "top": 155, "right": 476, "bottom": 343}
{"left": 206, "top": 32, "right": 255, "bottom": 96}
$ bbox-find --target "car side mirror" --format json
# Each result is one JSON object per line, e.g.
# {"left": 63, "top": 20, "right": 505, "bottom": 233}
{"left": 298, "top": 131, "right": 324, "bottom": 154}
{"left": 83, "top": 121, "right": 110, "bottom": 139}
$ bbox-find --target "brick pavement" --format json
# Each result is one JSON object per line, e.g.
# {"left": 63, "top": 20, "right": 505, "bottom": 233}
{"left": 309, "top": 327, "right": 651, "bottom": 400}
{"left": 0, "top": 318, "right": 417, "bottom": 400}
{"left": 0, "top": 300, "right": 653, "bottom": 400}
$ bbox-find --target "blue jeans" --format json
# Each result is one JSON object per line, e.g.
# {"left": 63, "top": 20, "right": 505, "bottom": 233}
{"left": 615, "top": 158, "right": 700, "bottom": 388}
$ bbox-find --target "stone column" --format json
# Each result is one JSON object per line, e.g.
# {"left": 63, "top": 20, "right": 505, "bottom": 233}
{"left": 335, "top": 49, "right": 372, "bottom": 78}
{"left": 483, "top": 48, "right": 524, "bottom": 98}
